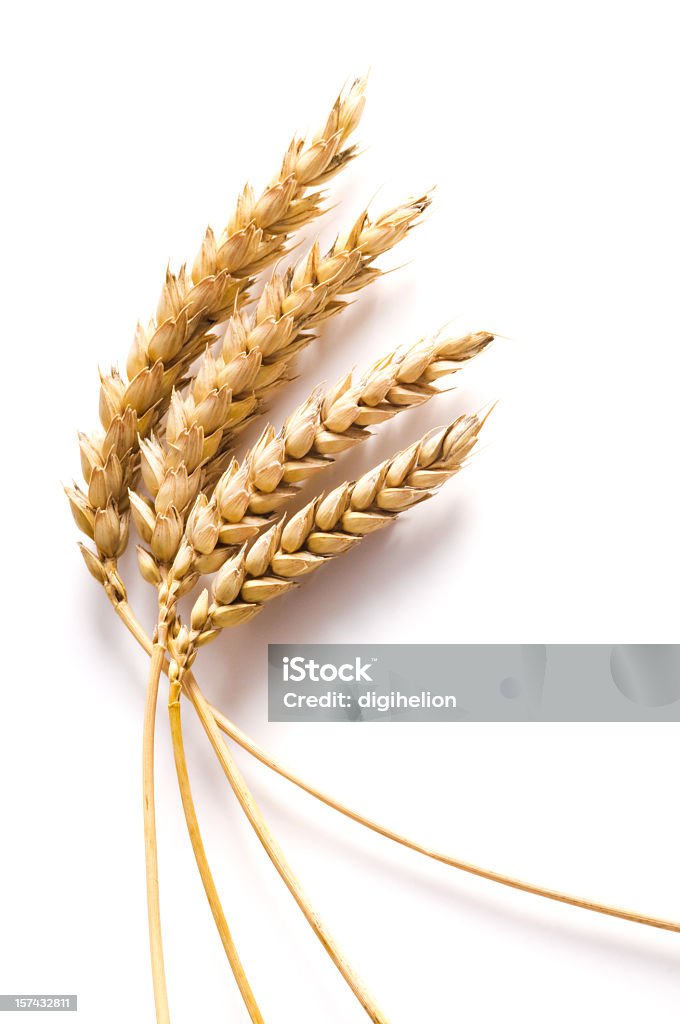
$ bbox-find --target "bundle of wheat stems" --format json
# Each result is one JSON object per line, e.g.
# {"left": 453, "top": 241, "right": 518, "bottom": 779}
{"left": 66, "top": 79, "right": 679, "bottom": 1022}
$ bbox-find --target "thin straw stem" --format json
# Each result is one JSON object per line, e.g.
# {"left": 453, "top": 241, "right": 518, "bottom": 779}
{"left": 168, "top": 681, "right": 265, "bottom": 1023}
{"left": 143, "top": 627, "right": 170, "bottom": 1024}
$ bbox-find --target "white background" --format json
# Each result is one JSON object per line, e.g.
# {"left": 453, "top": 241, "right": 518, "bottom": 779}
{"left": 1, "top": 1, "right": 679, "bottom": 1021}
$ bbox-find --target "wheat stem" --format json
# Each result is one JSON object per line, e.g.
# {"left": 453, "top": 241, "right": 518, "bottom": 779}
{"left": 184, "top": 674, "right": 390, "bottom": 1024}
{"left": 168, "top": 681, "right": 265, "bottom": 1023}
{"left": 108, "top": 593, "right": 680, "bottom": 937}
{"left": 143, "top": 624, "right": 170, "bottom": 1024}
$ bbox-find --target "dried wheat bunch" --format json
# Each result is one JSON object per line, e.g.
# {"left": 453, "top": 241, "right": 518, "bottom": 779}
{"left": 66, "top": 78, "right": 679, "bottom": 1024}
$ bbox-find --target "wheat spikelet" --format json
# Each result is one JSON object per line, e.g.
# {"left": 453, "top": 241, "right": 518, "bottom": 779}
{"left": 127, "top": 76, "right": 366, "bottom": 394}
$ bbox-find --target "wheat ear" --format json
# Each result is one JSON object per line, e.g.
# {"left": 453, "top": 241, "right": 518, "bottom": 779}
{"left": 123, "top": 75, "right": 366, "bottom": 403}
{"left": 174, "top": 415, "right": 483, "bottom": 663}
{"left": 214, "top": 329, "right": 493, "bottom": 524}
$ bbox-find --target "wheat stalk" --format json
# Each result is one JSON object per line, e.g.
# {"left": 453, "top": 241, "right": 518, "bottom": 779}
{"left": 142, "top": 634, "right": 170, "bottom": 1023}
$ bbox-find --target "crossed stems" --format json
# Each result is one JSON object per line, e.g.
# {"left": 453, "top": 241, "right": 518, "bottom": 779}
{"left": 103, "top": 574, "right": 680, "bottom": 1023}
